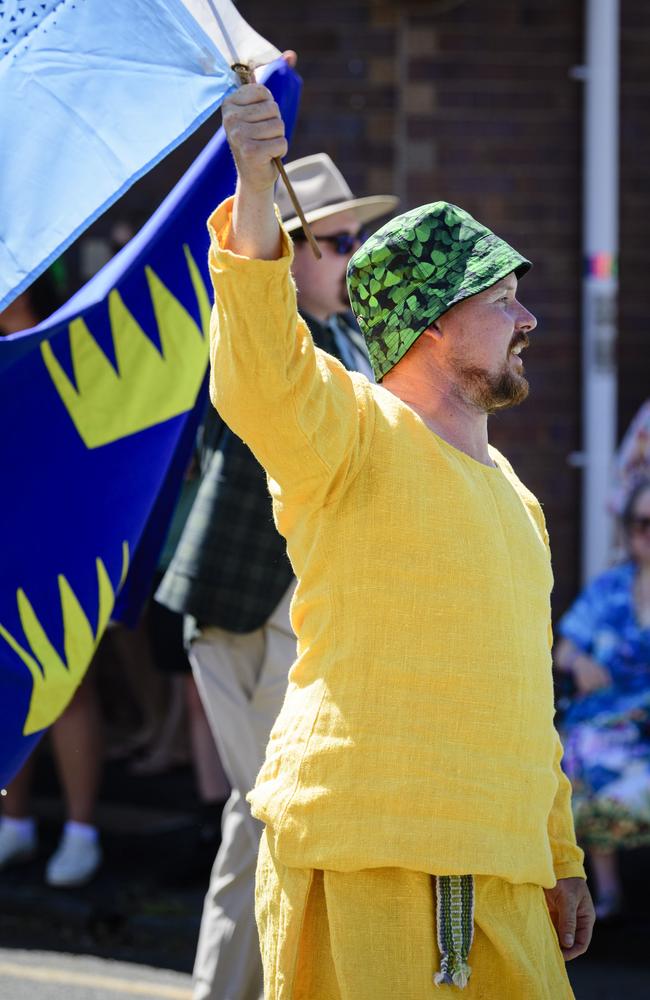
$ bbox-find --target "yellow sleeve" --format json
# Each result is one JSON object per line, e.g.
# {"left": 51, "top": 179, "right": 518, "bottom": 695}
{"left": 525, "top": 496, "right": 586, "bottom": 881}
{"left": 548, "top": 730, "right": 586, "bottom": 881}
{"left": 207, "top": 197, "right": 373, "bottom": 507}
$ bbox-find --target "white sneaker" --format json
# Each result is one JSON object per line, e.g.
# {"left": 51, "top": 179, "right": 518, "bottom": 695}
{"left": 45, "top": 828, "right": 102, "bottom": 887}
{"left": 0, "top": 819, "right": 38, "bottom": 869}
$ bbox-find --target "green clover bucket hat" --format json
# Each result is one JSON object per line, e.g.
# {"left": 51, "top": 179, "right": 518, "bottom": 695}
{"left": 346, "top": 201, "right": 532, "bottom": 381}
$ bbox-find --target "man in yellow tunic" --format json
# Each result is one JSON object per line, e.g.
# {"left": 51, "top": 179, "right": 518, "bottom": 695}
{"left": 207, "top": 80, "right": 595, "bottom": 999}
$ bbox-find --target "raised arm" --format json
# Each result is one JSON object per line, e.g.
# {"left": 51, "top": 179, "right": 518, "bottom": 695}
{"left": 208, "top": 84, "right": 373, "bottom": 510}
{"left": 221, "top": 83, "right": 286, "bottom": 261}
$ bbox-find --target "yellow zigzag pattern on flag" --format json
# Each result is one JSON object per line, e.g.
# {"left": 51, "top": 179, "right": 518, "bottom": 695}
{"left": 0, "top": 543, "right": 129, "bottom": 735}
{"left": 41, "top": 246, "right": 211, "bottom": 449}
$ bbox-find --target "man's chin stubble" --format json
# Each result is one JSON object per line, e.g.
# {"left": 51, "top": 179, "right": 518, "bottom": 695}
{"left": 456, "top": 365, "right": 530, "bottom": 414}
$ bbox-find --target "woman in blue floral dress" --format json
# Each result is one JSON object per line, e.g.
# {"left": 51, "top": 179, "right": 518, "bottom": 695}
{"left": 555, "top": 480, "right": 650, "bottom": 918}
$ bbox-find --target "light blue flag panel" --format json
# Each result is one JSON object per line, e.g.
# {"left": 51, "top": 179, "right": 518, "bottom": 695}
{"left": 0, "top": 59, "right": 301, "bottom": 786}
{"left": 0, "top": 0, "right": 241, "bottom": 311}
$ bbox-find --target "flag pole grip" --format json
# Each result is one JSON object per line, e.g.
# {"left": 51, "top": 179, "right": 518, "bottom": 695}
{"left": 232, "top": 63, "right": 322, "bottom": 260}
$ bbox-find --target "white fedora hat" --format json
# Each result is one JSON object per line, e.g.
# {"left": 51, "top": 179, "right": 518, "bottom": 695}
{"left": 275, "top": 153, "right": 398, "bottom": 233}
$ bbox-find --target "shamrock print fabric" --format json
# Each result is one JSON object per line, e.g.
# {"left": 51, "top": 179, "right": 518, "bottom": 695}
{"left": 346, "top": 201, "right": 531, "bottom": 380}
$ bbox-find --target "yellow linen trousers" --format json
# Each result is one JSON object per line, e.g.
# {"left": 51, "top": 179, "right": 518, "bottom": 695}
{"left": 256, "top": 830, "right": 574, "bottom": 1000}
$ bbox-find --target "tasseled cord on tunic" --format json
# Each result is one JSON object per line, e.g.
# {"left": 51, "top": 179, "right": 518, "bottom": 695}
{"left": 434, "top": 875, "right": 475, "bottom": 989}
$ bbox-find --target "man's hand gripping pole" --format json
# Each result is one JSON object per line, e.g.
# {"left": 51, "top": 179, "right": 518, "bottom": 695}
{"left": 232, "top": 63, "right": 322, "bottom": 260}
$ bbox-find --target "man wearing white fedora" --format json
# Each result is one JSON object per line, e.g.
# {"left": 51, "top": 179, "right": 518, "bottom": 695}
{"left": 156, "top": 152, "right": 396, "bottom": 1000}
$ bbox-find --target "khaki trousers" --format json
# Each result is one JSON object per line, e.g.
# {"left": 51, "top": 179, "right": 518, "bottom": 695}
{"left": 189, "top": 585, "right": 296, "bottom": 1000}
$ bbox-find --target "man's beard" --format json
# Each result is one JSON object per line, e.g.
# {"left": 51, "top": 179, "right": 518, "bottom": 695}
{"left": 452, "top": 338, "right": 530, "bottom": 414}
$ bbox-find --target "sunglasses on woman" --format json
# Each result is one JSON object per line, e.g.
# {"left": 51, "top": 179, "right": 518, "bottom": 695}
{"left": 627, "top": 515, "right": 650, "bottom": 535}
{"left": 293, "top": 228, "right": 369, "bottom": 256}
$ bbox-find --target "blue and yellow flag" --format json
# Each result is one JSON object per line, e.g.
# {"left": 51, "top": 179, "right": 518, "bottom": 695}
{"left": 0, "top": 60, "right": 301, "bottom": 786}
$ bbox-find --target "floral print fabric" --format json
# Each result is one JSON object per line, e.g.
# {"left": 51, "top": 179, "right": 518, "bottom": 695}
{"left": 558, "top": 562, "right": 650, "bottom": 848}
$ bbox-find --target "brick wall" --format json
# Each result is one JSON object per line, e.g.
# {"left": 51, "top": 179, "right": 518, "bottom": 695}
{"left": 392, "top": 1, "right": 584, "bottom": 617}
{"left": 245, "top": 0, "right": 586, "bottom": 613}
{"left": 86, "top": 0, "right": 649, "bottom": 618}
{"left": 245, "top": 0, "right": 648, "bottom": 616}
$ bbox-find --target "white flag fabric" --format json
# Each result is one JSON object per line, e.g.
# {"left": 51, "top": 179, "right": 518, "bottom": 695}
{"left": 0, "top": 0, "right": 280, "bottom": 311}
{"left": 179, "top": 0, "right": 280, "bottom": 66}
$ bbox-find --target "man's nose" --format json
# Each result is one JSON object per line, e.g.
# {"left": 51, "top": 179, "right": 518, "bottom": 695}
{"left": 517, "top": 303, "right": 537, "bottom": 333}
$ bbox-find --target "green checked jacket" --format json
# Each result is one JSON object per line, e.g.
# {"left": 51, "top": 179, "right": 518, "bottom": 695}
{"left": 156, "top": 313, "right": 370, "bottom": 634}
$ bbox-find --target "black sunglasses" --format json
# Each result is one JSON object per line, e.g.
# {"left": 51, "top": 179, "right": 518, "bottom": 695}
{"left": 293, "top": 228, "right": 369, "bottom": 256}
{"left": 627, "top": 515, "right": 650, "bottom": 535}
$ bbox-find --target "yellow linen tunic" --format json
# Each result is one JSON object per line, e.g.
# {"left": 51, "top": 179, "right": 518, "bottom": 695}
{"left": 208, "top": 197, "right": 585, "bottom": 889}
{"left": 255, "top": 828, "right": 574, "bottom": 1000}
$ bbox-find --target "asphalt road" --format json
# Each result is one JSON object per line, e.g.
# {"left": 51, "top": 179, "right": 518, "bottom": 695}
{"left": 568, "top": 959, "right": 650, "bottom": 998}
{"left": 0, "top": 949, "right": 192, "bottom": 1000}
{"left": 2, "top": 947, "right": 650, "bottom": 999}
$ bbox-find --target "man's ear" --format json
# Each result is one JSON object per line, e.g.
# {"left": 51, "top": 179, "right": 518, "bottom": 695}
{"left": 421, "top": 321, "right": 443, "bottom": 342}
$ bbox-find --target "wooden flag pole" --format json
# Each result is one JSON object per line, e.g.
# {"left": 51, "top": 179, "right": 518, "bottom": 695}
{"left": 233, "top": 63, "right": 322, "bottom": 260}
